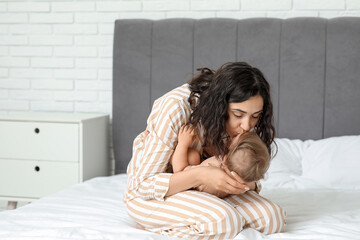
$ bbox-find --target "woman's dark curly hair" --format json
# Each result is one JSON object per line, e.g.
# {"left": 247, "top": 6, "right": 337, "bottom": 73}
{"left": 188, "top": 62, "right": 276, "bottom": 158}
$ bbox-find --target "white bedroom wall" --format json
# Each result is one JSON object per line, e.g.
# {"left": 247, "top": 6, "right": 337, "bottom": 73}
{"left": 0, "top": 0, "right": 359, "bottom": 210}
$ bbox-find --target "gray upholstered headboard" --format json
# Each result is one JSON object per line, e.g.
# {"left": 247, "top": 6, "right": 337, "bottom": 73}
{"left": 113, "top": 17, "right": 360, "bottom": 174}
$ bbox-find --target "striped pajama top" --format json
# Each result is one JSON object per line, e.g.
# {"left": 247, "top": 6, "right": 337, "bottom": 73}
{"left": 124, "top": 83, "right": 203, "bottom": 203}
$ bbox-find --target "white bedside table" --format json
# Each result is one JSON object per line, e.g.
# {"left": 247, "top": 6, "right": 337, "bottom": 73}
{"left": 0, "top": 112, "right": 109, "bottom": 210}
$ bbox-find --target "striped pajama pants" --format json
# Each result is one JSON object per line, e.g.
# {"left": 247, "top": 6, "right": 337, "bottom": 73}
{"left": 127, "top": 190, "right": 286, "bottom": 239}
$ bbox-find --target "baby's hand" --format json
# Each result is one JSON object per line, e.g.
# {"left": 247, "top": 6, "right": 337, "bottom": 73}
{"left": 178, "top": 125, "right": 195, "bottom": 147}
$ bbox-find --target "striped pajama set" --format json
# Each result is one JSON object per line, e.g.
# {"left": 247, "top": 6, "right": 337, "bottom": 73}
{"left": 124, "top": 84, "right": 286, "bottom": 239}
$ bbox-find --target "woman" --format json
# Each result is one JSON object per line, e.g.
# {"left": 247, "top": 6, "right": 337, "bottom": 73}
{"left": 124, "top": 62, "right": 286, "bottom": 239}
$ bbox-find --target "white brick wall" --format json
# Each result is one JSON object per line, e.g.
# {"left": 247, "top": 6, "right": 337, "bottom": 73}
{"left": 2, "top": 0, "right": 358, "bottom": 114}
{"left": 52, "top": 2, "right": 95, "bottom": 12}
{"left": 293, "top": 0, "right": 345, "bottom": 10}
{"left": 242, "top": 0, "right": 292, "bottom": 10}
{"left": 8, "top": 2, "right": 50, "bottom": 12}
{"left": 348, "top": 0, "right": 360, "bottom": 9}
{"left": 0, "top": 1, "right": 359, "bottom": 209}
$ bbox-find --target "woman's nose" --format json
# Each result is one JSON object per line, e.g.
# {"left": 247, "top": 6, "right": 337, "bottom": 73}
{"left": 241, "top": 118, "right": 251, "bottom": 132}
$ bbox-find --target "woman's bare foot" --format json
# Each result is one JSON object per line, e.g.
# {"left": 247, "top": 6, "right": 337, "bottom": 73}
{"left": 136, "top": 223, "right": 146, "bottom": 230}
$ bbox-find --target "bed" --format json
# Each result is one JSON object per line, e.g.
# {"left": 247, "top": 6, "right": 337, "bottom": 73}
{"left": 1, "top": 17, "right": 360, "bottom": 240}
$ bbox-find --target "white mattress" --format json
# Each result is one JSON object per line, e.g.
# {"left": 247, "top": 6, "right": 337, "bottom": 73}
{"left": 1, "top": 173, "right": 359, "bottom": 240}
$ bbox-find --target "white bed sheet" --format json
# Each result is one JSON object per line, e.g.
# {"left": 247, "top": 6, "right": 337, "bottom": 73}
{"left": 0, "top": 174, "right": 359, "bottom": 240}
{"left": 238, "top": 175, "right": 360, "bottom": 240}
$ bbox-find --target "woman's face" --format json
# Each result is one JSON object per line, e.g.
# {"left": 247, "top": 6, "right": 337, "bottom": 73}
{"left": 225, "top": 95, "right": 264, "bottom": 138}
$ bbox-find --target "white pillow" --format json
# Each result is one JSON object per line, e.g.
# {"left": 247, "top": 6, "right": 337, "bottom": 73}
{"left": 263, "top": 138, "right": 313, "bottom": 188}
{"left": 268, "top": 138, "right": 312, "bottom": 176}
{"left": 301, "top": 135, "right": 360, "bottom": 189}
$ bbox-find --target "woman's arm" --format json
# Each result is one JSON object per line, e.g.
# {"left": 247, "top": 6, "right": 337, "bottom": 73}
{"left": 127, "top": 92, "right": 216, "bottom": 202}
{"left": 166, "top": 167, "right": 202, "bottom": 196}
{"left": 166, "top": 165, "right": 251, "bottom": 197}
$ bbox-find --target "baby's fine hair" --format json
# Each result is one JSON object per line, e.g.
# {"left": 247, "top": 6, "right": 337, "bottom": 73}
{"left": 225, "top": 132, "right": 270, "bottom": 182}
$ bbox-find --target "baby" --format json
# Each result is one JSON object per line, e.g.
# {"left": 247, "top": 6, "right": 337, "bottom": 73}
{"left": 171, "top": 125, "right": 270, "bottom": 185}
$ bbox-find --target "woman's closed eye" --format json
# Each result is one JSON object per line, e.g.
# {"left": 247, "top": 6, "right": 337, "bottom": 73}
{"left": 234, "top": 114, "right": 261, "bottom": 119}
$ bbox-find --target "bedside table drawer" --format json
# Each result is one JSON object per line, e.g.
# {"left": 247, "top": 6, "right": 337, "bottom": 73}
{"left": 0, "top": 159, "right": 79, "bottom": 198}
{"left": 0, "top": 121, "right": 78, "bottom": 162}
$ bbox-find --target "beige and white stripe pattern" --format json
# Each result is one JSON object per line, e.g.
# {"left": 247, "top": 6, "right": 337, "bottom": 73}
{"left": 124, "top": 84, "right": 286, "bottom": 239}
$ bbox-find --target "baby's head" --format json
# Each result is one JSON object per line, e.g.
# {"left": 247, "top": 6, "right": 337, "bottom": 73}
{"left": 225, "top": 132, "right": 270, "bottom": 182}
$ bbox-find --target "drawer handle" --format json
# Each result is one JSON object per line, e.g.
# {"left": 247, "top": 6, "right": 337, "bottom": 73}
{"left": 34, "top": 128, "right": 40, "bottom": 134}
{"left": 34, "top": 166, "right": 40, "bottom": 172}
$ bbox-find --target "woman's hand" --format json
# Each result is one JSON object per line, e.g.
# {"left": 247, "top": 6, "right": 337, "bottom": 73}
{"left": 225, "top": 169, "right": 256, "bottom": 191}
{"left": 195, "top": 166, "right": 250, "bottom": 197}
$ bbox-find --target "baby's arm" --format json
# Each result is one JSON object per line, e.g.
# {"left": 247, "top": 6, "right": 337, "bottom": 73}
{"left": 171, "top": 125, "right": 200, "bottom": 172}
{"left": 184, "top": 156, "right": 221, "bottom": 171}
{"left": 199, "top": 156, "right": 222, "bottom": 168}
